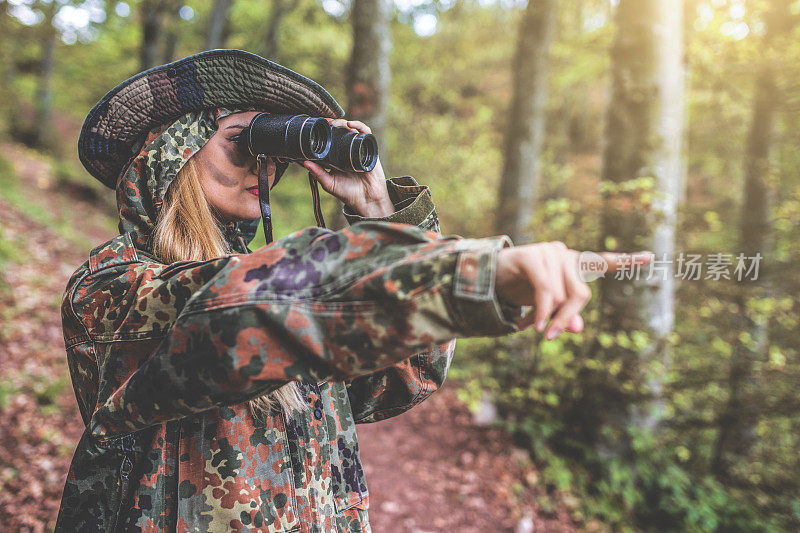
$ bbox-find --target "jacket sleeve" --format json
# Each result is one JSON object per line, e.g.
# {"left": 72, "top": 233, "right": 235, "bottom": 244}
{"left": 77, "top": 220, "right": 520, "bottom": 438}
{"left": 342, "top": 177, "right": 458, "bottom": 422}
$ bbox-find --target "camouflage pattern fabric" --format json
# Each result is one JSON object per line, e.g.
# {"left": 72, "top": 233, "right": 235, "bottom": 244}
{"left": 57, "top": 111, "right": 520, "bottom": 532}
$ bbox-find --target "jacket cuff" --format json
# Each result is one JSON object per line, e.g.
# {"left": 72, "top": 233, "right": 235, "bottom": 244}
{"left": 450, "top": 237, "right": 522, "bottom": 336}
{"left": 343, "top": 176, "right": 437, "bottom": 230}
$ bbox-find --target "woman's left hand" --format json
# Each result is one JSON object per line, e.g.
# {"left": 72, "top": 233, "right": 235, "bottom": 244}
{"left": 300, "top": 119, "right": 395, "bottom": 218}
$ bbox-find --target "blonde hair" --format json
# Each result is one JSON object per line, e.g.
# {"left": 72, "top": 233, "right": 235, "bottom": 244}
{"left": 153, "top": 156, "right": 307, "bottom": 417}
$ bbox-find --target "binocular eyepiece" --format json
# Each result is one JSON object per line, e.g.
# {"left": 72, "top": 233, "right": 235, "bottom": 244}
{"left": 237, "top": 113, "right": 379, "bottom": 173}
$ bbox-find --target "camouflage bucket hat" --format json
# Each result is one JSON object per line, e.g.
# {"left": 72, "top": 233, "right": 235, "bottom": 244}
{"left": 79, "top": 49, "right": 344, "bottom": 189}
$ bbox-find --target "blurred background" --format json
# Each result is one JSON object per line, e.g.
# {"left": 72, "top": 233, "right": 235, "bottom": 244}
{"left": 0, "top": 0, "right": 798, "bottom": 531}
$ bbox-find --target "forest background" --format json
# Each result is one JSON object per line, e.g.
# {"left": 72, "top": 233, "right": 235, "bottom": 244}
{"left": 0, "top": 0, "right": 799, "bottom": 531}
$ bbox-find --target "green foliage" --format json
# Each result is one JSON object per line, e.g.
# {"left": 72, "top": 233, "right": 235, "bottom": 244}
{"left": 247, "top": 165, "right": 342, "bottom": 247}
{"left": 0, "top": 153, "right": 53, "bottom": 227}
{"left": 455, "top": 328, "right": 790, "bottom": 531}
{"left": 453, "top": 179, "right": 800, "bottom": 530}
{"left": 387, "top": 1, "right": 527, "bottom": 236}
{"left": 0, "top": 223, "right": 22, "bottom": 298}
{"left": 0, "top": 371, "right": 68, "bottom": 411}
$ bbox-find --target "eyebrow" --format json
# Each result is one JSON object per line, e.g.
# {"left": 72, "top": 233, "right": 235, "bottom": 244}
{"left": 224, "top": 124, "right": 247, "bottom": 130}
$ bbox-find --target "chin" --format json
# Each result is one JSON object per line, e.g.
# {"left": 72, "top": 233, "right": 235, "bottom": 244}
{"left": 239, "top": 197, "right": 262, "bottom": 221}
{"left": 234, "top": 210, "right": 262, "bottom": 222}
{"left": 221, "top": 205, "right": 261, "bottom": 224}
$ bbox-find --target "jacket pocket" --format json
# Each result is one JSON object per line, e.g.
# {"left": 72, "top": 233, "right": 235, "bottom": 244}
{"left": 187, "top": 405, "right": 301, "bottom": 532}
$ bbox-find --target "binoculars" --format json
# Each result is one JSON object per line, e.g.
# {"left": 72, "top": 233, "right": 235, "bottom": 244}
{"left": 237, "top": 113, "right": 379, "bottom": 173}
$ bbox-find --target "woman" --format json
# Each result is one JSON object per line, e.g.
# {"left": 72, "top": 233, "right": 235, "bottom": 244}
{"left": 57, "top": 50, "right": 650, "bottom": 532}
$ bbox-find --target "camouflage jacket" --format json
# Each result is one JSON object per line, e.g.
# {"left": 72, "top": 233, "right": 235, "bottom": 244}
{"left": 57, "top": 118, "right": 519, "bottom": 532}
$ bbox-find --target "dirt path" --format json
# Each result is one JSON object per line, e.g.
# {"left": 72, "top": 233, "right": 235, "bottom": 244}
{"left": 357, "top": 389, "right": 573, "bottom": 532}
{"left": 0, "top": 144, "right": 574, "bottom": 532}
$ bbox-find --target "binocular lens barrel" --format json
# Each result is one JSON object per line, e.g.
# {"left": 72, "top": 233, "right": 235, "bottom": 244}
{"left": 241, "top": 113, "right": 332, "bottom": 160}
{"left": 308, "top": 125, "right": 327, "bottom": 155}
{"left": 239, "top": 113, "right": 379, "bottom": 173}
{"left": 325, "top": 127, "right": 378, "bottom": 173}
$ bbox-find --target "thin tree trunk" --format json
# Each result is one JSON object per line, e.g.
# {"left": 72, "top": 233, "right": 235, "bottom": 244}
{"left": 347, "top": 0, "right": 391, "bottom": 146}
{"left": 0, "top": 0, "right": 20, "bottom": 137}
{"left": 31, "top": 1, "right": 58, "bottom": 148}
{"left": 564, "top": 0, "right": 596, "bottom": 153}
{"left": 645, "top": 0, "right": 683, "bottom": 428}
{"left": 329, "top": 0, "right": 392, "bottom": 230}
{"left": 596, "top": 0, "right": 682, "bottom": 441}
{"left": 140, "top": 0, "right": 167, "bottom": 70}
{"left": 494, "top": 0, "right": 556, "bottom": 243}
{"left": 711, "top": 0, "right": 793, "bottom": 478}
{"left": 678, "top": 0, "right": 699, "bottom": 205}
{"left": 205, "top": 0, "right": 231, "bottom": 50}
{"left": 262, "top": 0, "right": 299, "bottom": 59}
{"left": 263, "top": 0, "right": 282, "bottom": 59}
{"left": 161, "top": 4, "right": 182, "bottom": 63}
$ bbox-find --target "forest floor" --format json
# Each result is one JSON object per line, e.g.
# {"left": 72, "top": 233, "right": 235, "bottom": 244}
{"left": 0, "top": 142, "right": 574, "bottom": 532}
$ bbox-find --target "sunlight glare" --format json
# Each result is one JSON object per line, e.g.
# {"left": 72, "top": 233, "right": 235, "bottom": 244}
{"left": 9, "top": 2, "right": 43, "bottom": 26}
{"left": 721, "top": 20, "right": 749, "bottom": 40}
{"left": 179, "top": 6, "right": 194, "bottom": 21}
{"left": 729, "top": 3, "right": 745, "bottom": 20}
{"left": 115, "top": 2, "right": 131, "bottom": 17}
{"left": 322, "top": 0, "right": 347, "bottom": 17}
{"left": 413, "top": 12, "right": 437, "bottom": 37}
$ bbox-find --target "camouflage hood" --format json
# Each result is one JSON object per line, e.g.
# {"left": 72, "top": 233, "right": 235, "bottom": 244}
{"left": 116, "top": 109, "right": 261, "bottom": 254}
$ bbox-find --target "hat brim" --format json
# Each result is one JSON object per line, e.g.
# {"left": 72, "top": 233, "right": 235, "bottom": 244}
{"left": 79, "top": 49, "right": 345, "bottom": 189}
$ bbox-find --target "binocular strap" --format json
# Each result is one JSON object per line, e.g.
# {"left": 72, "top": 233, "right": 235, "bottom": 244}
{"left": 257, "top": 156, "right": 327, "bottom": 246}
{"left": 307, "top": 172, "right": 326, "bottom": 229}
{"left": 257, "top": 155, "right": 274, "bottom": 244}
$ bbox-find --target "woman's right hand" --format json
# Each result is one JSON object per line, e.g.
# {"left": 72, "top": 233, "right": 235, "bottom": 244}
{"left": 495, "top": 243, "right": 654, "bottom": 340}
{"left": 302, "top": 119, "right": 395, "bottom": 218}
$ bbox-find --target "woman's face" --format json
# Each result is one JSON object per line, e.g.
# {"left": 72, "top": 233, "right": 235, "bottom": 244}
{"left": 192, "top": 111, "right": 276, "bottom": 223}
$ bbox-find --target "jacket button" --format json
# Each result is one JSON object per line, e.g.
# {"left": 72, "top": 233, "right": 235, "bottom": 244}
{"left": 313, "top": 408, "right": 323, "bottom": 420}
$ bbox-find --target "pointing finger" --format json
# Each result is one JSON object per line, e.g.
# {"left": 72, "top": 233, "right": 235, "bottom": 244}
{"left": 600, "top": 251, "right": 654, "bottom": 272}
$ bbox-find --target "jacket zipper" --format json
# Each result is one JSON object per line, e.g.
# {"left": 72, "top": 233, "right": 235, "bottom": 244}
{"left": 111, "top": 434, "right": 136, "bottom": 532}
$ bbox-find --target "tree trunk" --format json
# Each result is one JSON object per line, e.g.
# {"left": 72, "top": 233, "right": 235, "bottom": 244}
{"left": 31, "top": 1, "right": 58, "bottom": 148}
{"left": 162, "top": 3, "right": 182, "bottom": 63}
{"left": 494, "top": 0, "right": 556, "bottom": 244}
{"left": 347, "top": 0, "right": 391, "bottom": 147}
{"left": 329, "top": 0, "right": 392, "bottom": 230}
{"left": 596, "top": 0, "right": 683, "bottom": 441}
{"left": 205, "top": 0, "right": 231, "bottom": 51}
{"left": 711, "top": 0, "right": 793, "bottom": 479}
{"left": 263, "top": 0, "right": 282, "bottom": 59}
{"left": 261, "top": 0, "right": 299, "bottom": 59}
{"left": 0, "top": 0, "right": 20, "bottom": 137}
{"left": 140, "top": 0, "right": 167, "bottom": 70}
